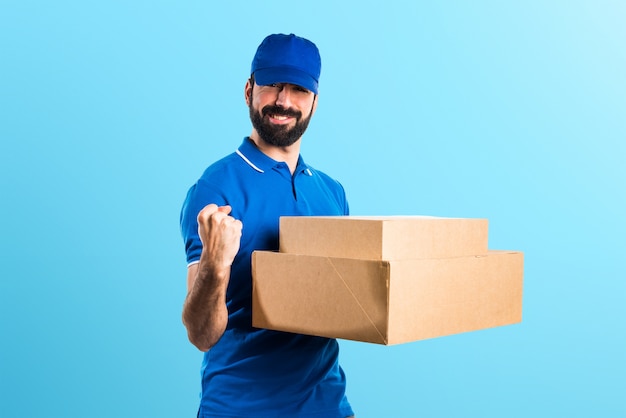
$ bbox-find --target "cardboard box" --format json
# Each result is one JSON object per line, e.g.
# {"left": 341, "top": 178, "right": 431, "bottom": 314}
{"left": 279, "top": 216, "right": 489, "bottom": 260}
{"left": 252, "top": 250, "right": 523, "bottom": 345}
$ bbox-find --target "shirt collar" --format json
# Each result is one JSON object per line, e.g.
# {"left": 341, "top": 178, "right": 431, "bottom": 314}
{"left": 236, "top": 137, "right": 312, "bottom": 176}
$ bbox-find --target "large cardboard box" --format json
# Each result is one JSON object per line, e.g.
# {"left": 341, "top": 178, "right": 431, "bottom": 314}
{"left": 252, "top": 250, "right": 523, "bottom": 345}
{"left": 279, "top": 216, "right": 488, "bottom": 260}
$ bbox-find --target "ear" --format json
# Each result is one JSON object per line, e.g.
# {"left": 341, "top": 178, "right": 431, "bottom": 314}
{"left": 244, "top": 79, "right": 253, "bottom": 106}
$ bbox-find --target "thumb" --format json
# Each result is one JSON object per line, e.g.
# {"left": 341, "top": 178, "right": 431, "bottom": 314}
{"left": 217, "top": 205, "right": 232, "bottom": 215}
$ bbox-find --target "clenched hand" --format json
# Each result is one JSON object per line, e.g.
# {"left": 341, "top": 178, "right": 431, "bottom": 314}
{"left": 197, "top": 204, "right": 243, "bottom": 269}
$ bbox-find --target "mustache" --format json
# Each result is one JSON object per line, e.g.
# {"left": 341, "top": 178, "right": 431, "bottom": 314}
{"left": 261, "top": 105, "right": 302, "bottom": 119}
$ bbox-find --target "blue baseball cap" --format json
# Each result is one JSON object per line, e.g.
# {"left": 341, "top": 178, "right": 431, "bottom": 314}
{"left": 251, "top": 33, "right": 321, "bottom": 94}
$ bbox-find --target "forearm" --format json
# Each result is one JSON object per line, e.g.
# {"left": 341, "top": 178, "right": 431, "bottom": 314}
{"left": 182, "top": 258, "right": 230, "bottom": 351}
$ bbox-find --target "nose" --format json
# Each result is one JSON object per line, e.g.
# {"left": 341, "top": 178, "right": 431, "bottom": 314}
{"left": 275, "top": 85, "right": 292, "bottom": 108}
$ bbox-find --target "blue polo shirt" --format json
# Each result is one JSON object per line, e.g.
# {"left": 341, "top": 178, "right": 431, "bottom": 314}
{"left": 180, "top": 138, "right": 353, "bottom": 418}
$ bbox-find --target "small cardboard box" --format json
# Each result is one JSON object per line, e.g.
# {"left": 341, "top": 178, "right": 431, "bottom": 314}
{"left": 252, "top": 250, "right": 523, "bottom": 345}
{"left": 279, "top": 216, "right": 489, "bottom": 260}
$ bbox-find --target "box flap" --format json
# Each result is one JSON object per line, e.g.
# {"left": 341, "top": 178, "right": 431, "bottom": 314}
{"left": 252, "top": 251, "right": 391, "bottom": 344}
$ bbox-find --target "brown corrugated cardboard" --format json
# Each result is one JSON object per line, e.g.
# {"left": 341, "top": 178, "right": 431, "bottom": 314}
{"left": 252, "top": 250, "right": 523, "bottom": 345}
{"left": 279, "top": 216, "right": 489, "bottom": 260}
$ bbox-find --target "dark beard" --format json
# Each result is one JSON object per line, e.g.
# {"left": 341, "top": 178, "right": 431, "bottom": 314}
{"left": 249, "top": 103, "right": 313, "bottom": 148}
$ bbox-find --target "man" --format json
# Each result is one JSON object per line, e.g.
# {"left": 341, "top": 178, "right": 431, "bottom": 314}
{"left": 180, "top": 34, "right": 355, "bottom": 418}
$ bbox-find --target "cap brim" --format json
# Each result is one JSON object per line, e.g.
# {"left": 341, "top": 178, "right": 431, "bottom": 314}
{"left": 254, "top": 67, "right": 318, "bottom": 94}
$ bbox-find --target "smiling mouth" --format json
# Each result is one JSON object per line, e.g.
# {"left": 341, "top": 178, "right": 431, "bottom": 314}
{"left": 266, "top": 113, "right": 297, "bottom": 126}
{"left": 270, "top": 114, "right": 291, "bottom": 120}
{"left": 262, "top": 105, "right": 300, "bottom": 122}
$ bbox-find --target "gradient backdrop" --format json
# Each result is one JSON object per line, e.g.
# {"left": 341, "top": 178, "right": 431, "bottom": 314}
{"left": 1, "top": 1, "right": 624, "bottom": 417}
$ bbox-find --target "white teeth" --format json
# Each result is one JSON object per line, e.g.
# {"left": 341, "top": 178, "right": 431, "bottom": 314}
{"left": 271, "top": 115, "right": 288, "bottom": 120}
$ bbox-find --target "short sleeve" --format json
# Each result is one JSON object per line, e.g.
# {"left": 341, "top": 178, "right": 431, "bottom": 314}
{"left": 179, "top": 179, "right": 227, "bottom": 265}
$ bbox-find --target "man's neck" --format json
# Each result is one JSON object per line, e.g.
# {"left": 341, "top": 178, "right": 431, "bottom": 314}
{"left": 248, "top": 134, "right": 301, "bottom": 174}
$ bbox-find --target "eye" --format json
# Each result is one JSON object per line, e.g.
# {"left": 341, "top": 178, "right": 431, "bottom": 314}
{"left": 296, "top": 86, "right": 310, "bottom": 93}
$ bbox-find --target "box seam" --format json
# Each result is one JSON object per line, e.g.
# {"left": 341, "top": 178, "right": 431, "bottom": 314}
{"left": 325, "top": 257, "right": 388, "bottom": 345}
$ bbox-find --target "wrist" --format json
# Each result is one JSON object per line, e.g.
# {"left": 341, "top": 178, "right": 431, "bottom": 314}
{"left": 197, "top": 253, "right": 231, "bottom": 283}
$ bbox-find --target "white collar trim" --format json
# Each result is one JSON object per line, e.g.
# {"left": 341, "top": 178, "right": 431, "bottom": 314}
{"left": 236, "top": 149, "right": 264, "bottom": 173}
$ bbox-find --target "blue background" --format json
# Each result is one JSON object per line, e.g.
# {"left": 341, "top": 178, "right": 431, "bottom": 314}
{"left": 1, "top": 1, "right": 624, "bottom": 417}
